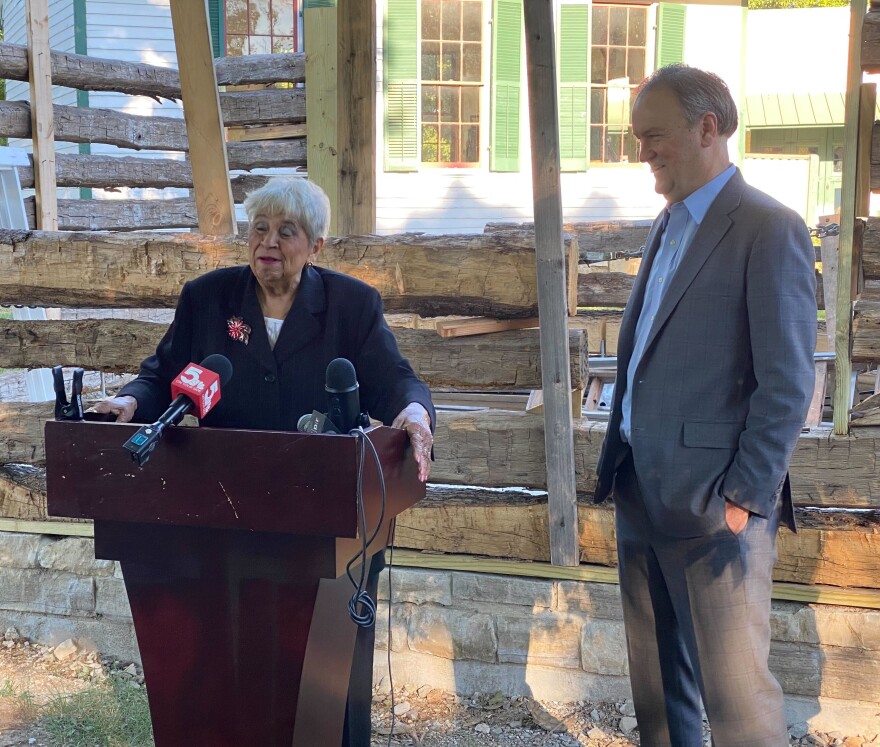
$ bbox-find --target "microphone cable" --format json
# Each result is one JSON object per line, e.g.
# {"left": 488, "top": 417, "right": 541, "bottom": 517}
{"left": 345, "top": 426, "right": 387, "bottom": 629}
{"left": 385, "top": 518, "right": 398, "bottom": 747}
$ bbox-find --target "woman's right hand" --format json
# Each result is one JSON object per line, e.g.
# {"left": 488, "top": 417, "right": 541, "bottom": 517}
{"left": 88, "top": 395, "right": 138, "bottom": 423}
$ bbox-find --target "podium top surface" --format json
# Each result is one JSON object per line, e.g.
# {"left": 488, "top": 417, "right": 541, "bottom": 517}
{"left": 45, "top": 421, "right": 424, "bottom": 538}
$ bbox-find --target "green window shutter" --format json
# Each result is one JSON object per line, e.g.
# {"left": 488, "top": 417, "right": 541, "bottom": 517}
{"left": 384, "top": 0, "right": 419, "bottom": 172}
{"left": 208, "top": 0, "right": 224, "bottom": 58}
{"left": 558, "top": 3, "right": 589, "bottom": 172}
{"left": 655, "top": 4, "right": 686, "bottom": 69}
{"left": 490, "top": 0, "right": 522, "bottom": 172}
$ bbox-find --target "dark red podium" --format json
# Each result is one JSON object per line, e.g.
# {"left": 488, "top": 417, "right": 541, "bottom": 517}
{"left": 44, "top": 420, "right": 425, "bottom": 747}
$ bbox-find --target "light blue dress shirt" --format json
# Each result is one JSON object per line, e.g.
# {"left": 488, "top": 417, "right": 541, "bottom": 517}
{"left": 620, "top": 164, "right": 736, "bottom": 444}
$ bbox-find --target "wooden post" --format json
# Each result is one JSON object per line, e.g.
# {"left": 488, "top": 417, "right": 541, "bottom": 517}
{"left": 523, "top": 1, "right": 579, "bottom": 566}
{"left": 305, "top": 5, "right": 340, "bottom": 235}
{"left": 337, "top": 0, "right": 376, "bottom": 234}
{"left": 833, "top": 0, "right": 866, "bottom": 435}
{"left": 169, "top": 0, "right": 236, "bottom": 236}
{"left": 306, "top": 0, "right": 376, "bottom": 235}
{"left": 26, "top": 0, "right": 57, "bottom": 230}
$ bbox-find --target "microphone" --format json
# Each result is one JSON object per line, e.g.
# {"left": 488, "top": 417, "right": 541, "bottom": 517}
{"left": 325, "top": 358, "right": 365, "bottom": 433}
{"left": 296, "top": 411, "right": 339, "bottom": 435}
{"left": 123, "top": 354, "right": 233, "bottom": 466}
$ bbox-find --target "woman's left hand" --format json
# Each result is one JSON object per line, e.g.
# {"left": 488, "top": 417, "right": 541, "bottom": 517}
{"left": 392, "top": 403, "right": 433, "bottom": 482}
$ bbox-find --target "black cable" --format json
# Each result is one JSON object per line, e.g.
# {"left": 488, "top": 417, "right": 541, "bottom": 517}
{"left": 345, "top": 427, "right": 387, "bottom": 628}
{"left": 386, "top": 520, "right": 397, "bottom": 747}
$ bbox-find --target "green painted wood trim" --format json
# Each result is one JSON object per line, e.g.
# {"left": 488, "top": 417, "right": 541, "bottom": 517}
{"left": 655, "top": 4, "right": 686, "bottom": 69}
{"left": 74, "top": 0, "right": 91, "bottom": 199}
{"left": 208, "top": 0, "right": 224, "bottom": 58}
{"left": 558, "top": 3, "right": 590, "bottom": 171}
{"left": 383, "top": 0, "right": 419, "bottom": 171}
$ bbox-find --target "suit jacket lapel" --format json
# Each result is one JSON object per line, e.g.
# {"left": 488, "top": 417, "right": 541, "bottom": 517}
{"left": 618, "top": 212, "right": 667, "bottom": 367}
{"left": 240, "top": 271, "right": 278, "bottom": 373}
{"left": 640, "top": 170, "right": 744, "bottom": 358}
{"left": 272, "top": 265, "right": 325, "bottom": 365}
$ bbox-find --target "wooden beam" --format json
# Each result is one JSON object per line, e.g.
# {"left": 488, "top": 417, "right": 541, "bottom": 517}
{"left": 394, "top": 490, "right": 880, "bottom": 589}
{"left": 25, "top": 0, "right": 57, "bottom": 231}
{"left": 24, "top": 196, "right": 198, "bottom": 231}
{"left": 858, "top": 83, "right": 876, "bottom": 217}
{"left": 833, "top": 0, "right": 865, "bottom": 435}
{"left": 2, "top": 408, "right": 880, "bottom": 506}
{"left": 390, "top": 550, "right": 880, "bottom": 610}
{"left": 523, "top": 0, "right": 578, "bottom": 566}
{"left": 485, "top": 221, "right": 653, "bottom": 263}
{"left": 0, "top": 320, "right": 589, "bottom": 391}
{"left": 0, "top": 230, "right": 575, "bottom": 316}
{"left": 17, "top": 154, "right": 270, "bottom": 200}
{"left": 169, "top": 0, "right": 235, "bottom": 236}
{"left": 435, "top": 317, "right": 539, "bottom": 338}
{"left": 337, "top": 0, "right": 377, "bottom": 234}
{"left": 304, "top": 6, "right": 339, "bottom": 235}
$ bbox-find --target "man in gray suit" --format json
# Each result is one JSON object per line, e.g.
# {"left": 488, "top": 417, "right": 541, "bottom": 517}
{"left": 594, "top": 65, "right": 816, "bottom": 746}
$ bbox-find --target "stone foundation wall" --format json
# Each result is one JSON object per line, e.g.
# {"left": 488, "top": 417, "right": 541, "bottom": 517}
{"left": 1, "top": 533, "right": 878, "bottom": 732}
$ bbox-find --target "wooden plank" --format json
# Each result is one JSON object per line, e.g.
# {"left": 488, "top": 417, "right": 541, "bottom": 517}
{"left": 337, "top": 0, "right": 376, "bottom": 235}
{"left": 0, "top": 230, "right": 574, "bottom": 315}
{"left": 857, "top": 83, "right": 876, "bottom": 217}
{"left": 0, "top": 320, "right": 589, "bottom": 391}
{"left": 305, "top": 7, "right": 339, "bottom": 236}
{"left": 524, "top": 387, "right": 585, "bottom": 418}
{"left": 0, "top": 42, "right": 304, "bottom": 97}
{"left": 218, "top": 88, "right": 306, "bottom": 127}
{"left": 435, "top": 317, "right": 539, "bottom": 338}
{"left": 834, "top": 0, "right": 865, "bottom": 434}
{"left": 390, "top": 549, "right": 880, "bottom": 609}
{"left": 569, "top": 311, "right": 623, "bottom": 356}
{"left": 805, "top": 361, "right": 828, "bottom": 428}
{"left": 26, "top": 0, "right": 57, "bottom": 231}
{"left": 862, "top": 10, "right": 880, "bottom": 73}
{"left": 226, "top": 138, "right": 307, "bottom": 171}
{"left": 226, "top": 123, "right": 307, "bottom": 143}
{"left": 852, "top": 300, "right": 880, "bottom": 361}
{"left": 523, "top": 0, "right": 578, "bottom": 566}
{"left": 169, "top": 0, "right": 235, "bottom": 236}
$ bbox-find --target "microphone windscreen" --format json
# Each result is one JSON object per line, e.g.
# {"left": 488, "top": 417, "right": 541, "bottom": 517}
{"left": 200, "top": 354, "right": 233, "bottom": 386}
{"left": 325, "top": 357, "right": 357, "bottom": 393}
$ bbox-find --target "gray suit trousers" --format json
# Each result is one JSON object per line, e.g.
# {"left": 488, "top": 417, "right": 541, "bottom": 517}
{"left": 614, "top": 454, "right": 787, "bottom": 747}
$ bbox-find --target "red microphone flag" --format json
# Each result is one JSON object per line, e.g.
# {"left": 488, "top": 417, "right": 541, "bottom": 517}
{"left": 170, "top": 363, "right": 222, "bottom": 419}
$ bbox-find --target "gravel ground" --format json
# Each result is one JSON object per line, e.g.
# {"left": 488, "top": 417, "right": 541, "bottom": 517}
{"left": 0, "top": 631, "right": 878, "bottom": 746}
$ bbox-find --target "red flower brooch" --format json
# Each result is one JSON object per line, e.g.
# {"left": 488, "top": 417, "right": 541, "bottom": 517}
{"left": 227, "top": 316, "right": 251, "bottom": 345}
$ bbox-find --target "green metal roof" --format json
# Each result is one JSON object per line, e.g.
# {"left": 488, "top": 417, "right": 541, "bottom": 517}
{"left": 744, "top": 93, "right": 847, "bottom": 128}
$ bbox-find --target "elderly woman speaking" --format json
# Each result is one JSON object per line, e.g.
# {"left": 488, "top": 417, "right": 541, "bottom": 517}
{"left": 93, "top": 177, "right": 434, "bottom": 746}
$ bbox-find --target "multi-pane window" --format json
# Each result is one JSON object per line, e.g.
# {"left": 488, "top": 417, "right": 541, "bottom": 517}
{"left": 590, "top": 4, "right": 647, "bottom": 164}
{"left": 420, "top": 0, "right": 483, "bottom": 166}
{"left": 225, "top": 0, "right": 297, "bottom": 56}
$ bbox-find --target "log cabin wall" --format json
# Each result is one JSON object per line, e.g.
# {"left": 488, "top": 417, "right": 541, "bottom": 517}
{"left": 0, "top": 42, "right": 305, "bottom": 230}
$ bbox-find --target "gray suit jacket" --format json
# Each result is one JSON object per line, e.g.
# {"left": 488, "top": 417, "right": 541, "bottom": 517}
{"left": 594, "top": 170, "right": 816, "bottom": 537}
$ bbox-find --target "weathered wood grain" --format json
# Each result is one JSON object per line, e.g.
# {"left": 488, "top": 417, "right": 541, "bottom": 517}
{"left": 0, "top": 320, "right": 588, "bottom": 390}
{"left": 0, "top": 43, "right": 304, "bottom": 97}
{"left": 853, "top": 300, "right": 880, "bottom": 361}
{"left": 16, "top": 154, "right": 269, "bottom": 200}
{"left": 219, "top": 88, "right": 306, "bottom": 127}
{"left": 0, "top": 101, "right": 306, "bottom": 165}
{"left": 1, "top": 408, "right": 878, "bottom": 505}
{"left": 24, "top": 196, "right": 198, "bottom": 231}
{"left": 485, "top": 221, "right": 652, "bottom": 262}
{"left": 395, "top": 488, "right": 880, "bottom": 588}
{"left": 577, "top": 270, "right": 633, "bottom": 308}
{"left": 0, "top": 230, "right": 572, "bottom": 316}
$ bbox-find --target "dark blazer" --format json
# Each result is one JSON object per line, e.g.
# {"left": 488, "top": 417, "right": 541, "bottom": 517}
{"left": 594, "top": 170, "right": 816, "bottom": 536}
{"left": 120, "top": 264, "right": 435, "bottom": 432}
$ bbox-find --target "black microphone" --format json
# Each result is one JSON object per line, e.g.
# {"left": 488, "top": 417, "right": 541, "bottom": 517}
{"left": 123, "top": 354, "right": 233, "bottom": 466}
{"left": 296, "top": 411, "right": 339, "bottom": 434}
{"left": 325, "top": 358, "right": 365, "bottom": 433}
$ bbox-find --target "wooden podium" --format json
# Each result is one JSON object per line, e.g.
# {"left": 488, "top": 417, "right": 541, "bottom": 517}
{"left": 44, "top": 420, "right": 425, "bottom": 747}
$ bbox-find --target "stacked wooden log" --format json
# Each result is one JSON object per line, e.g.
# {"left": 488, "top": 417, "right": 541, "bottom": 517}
{"left": 0, "top": 220, "right": 875, "bottom": 599}
{"left": 0, "top": 43, "right": 304, "bottom": 231}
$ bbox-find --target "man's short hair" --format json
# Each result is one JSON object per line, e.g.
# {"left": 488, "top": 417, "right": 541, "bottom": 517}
{"left": 637, "top": 64, "right": 738, "bottom": 137}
